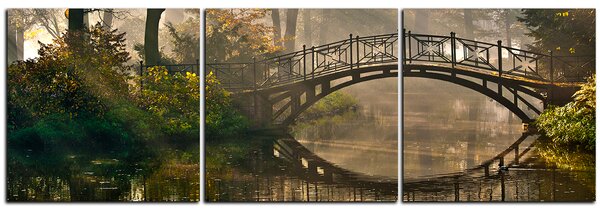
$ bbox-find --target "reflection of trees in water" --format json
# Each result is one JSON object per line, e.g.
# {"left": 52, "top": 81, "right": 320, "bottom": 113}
{"left": 292, "top": 103, "right": 397, "bottom": 143}
{"left": 7, "top": 150, "right": 199, "bottom": 201}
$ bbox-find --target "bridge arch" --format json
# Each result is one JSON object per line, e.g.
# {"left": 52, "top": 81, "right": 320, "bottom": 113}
{"left": 403, "top": 64, "right": 546, "bottom": 122}
{"left": 213, "top": 31, "right": 588, "bottom": 129}
{"left": 255, "top": 65, "right": 397, "bottom": 127}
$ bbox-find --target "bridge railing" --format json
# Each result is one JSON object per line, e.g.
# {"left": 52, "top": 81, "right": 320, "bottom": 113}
{"left": 207, "top": 33, "right": 398, "bottom": 90}
{"left": 403, "top": 29, "right": 595, "bottom": 83}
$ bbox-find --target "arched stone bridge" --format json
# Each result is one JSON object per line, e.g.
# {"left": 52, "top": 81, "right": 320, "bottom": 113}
{"left": 404, "top": 30, "right": 593, "bottom": 122}
{"left": 207, "top": 33, "right": 398, "bottom": 128}
{"left": 206, "top": 31, "right": 593, "bottom": 128}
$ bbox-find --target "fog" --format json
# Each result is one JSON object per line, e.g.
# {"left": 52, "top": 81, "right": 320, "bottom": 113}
{"left": 14, "top": 9, "right": 199, "bottom": 65}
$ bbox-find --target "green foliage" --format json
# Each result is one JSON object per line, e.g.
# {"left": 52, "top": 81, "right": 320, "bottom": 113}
{"left": 7, "top": 23, "right": 132, "bottom": 130}
{"left": 7, "top": 113, "right": 155, "bottom": 174}
{"left": 291, "top": 91, "right": 359, "bottom": 140}
{"left": 138, "top": 66, "right": 200, "bottom": 137}
{"left": 7, "top": 23, "right": 199, "bottom": 178}
{"left": 535, "top": 75, "right": 596, "bottom": 152}
{"left": 519, "top": 9, "right": 595, "bottom": 56}
{"left": 205, "top": 71, "right": 249, "bottom": 138}
{"left": 297, "top": 91, "right": 358, "bottom": 122}
{"left": 535, "top": 137, "right": 595, "bottom": 171}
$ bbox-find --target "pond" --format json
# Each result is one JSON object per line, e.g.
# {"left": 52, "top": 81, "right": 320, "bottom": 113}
{"left": 402, "top": 78, "right": 595, "bottom": 202}
{"left": 7, "top": 146, "right": 199, "bottom": 202}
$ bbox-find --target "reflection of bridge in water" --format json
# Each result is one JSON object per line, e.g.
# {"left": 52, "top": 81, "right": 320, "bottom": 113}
{"left": 274, "top": 136, "right": 397, "bottom": 198}
{"left": 402, "top": 30, "right": 595, "bottom": 201}
{"left": 402, "top": 134, "right": 536, "bottom": 202}
{"left": 403, "top": 134, "right": 594, "bottom": 202}
{"left": 208, "top": 135, "right": 397, "bottom": 202}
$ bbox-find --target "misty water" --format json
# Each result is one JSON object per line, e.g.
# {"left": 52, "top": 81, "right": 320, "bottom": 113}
{"left": 7, "top": 146, "right": 200, "bottom": 202}
{"left": 403, "top": 78, "right": 595, "bottom": 201}
{"left": 205, "top": 80, "right": 398, "bottom": 202}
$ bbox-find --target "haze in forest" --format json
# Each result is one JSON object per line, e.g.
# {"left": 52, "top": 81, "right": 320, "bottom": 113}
{"left": 7, "top": 9, "right": 199, "bottom": 65}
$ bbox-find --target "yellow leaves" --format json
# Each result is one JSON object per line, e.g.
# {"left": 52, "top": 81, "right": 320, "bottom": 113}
{"left": 556, "top": 11, "right": 569, "bottom": 17}
{"left": 24, "top": 28, "right": 44, "bottom": 40}
{"left": 569, "top": 47, "right": 576, "bottom": 54}
{"left": 139, "top": 65, "right": 199, "bottom": 134}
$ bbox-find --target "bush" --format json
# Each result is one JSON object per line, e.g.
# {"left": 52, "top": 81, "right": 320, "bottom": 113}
{"left": 138, "top": 66, "right": 200, "bottom": 138}
{"left": 7, "top": 23, "right": 132, "bottom": 130}
{"left": 535, "top": 75, "right": 595, "bottom": 151}
{"left": 297, "top": 91, "right": 358, "bottom": 122}
{"left": 205, "top": 71, "right": 249, "bottom": 138}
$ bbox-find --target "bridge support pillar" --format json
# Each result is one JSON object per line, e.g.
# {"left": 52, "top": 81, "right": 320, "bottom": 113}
{"left": 352, "top": 73, "right": 360, "bottom": 81}
{"left": 306, "top": 87, "right": 316, "bottom": 101}
{"left": 291, "top": 91, "right": 301, "bottom": 116}
{"left": 232, "top": 93, "right": 273, "bottom": 128}
{"left": 484, "top": 165, "right": 489, "bottom": 177}
{"left": 307, "top": 160, "right": 317, "bottom": 176}
{"left": 321, "top": 81, "right": 330, "bottom": 92}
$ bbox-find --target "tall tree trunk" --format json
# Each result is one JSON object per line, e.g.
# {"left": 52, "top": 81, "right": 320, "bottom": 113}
{"left": 16, "top": 29, "right": 24, "bottom": 60}
{"left": 414, "top": 10, "right": 429, "bottom": 34}
{"left": 67, "top": 9, "right": 86, "bottom": 51}
{"left": 284, "top": 9, "right": 299, "bottom": 52}
{"left": 504, "top": 11, "right": 512, "bottom": 47}
{"left": 463, "top": 9, "right": 474, "bottom": 39}
{"left": 102, "top": 9, "right": 113, "bottom": 29}
{"left": 319, "top": 9, "right": 330, "bottom": 44}
{"left": 7, "top": 13, "right": 18, "bottom": 63}
{"left": 271, "top": 9, "right": 282, "bottom": 48}
{"left": 504, "top": 10, "right": 513, "bottom": 66}
{"left": 303, "top": 9, "right": 312, "bottom": 47}
{"left": 68, "top": 9, "right": 85, "bottom": 31}
{"left": 83, "top": 11, "right": 89, "bottom": 29}
{"left": 144, "top": 9, "right": 165, "bottom": 66}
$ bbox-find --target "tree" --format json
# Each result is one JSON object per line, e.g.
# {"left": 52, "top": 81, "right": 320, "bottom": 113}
{"left": 283, "top": 9, "right": 299, "bottom": 52}
{"left": 303, "top": 9, "right": 312, "bottom": 47}
{"left": 164, "top": 18, "right": 200, "bottom": 64}
{"left": 144, "top": 9, "right": 165, "bottom": 66}
{"left": 271, "top": 9, "right": 282, "bottom": 48}
{"left": 68, "top": 9, "right": 85, "bottom": 31}
{"left": 7, "top": 10, "right": 18, "bottom": 63}
{"left": 414, "top": 10, "right": 430, "bottom": 34}
{"left": 7, "top": 23, "right": 132, "bottom": 129}
{"left": 519, "top": 9, "right": 595, "bottom": 56}
{"left": 205, "top": 9, "right": 279, "bottom": 63}
{"left": 102, "top": 9, "right": 114, "bottom": 29}
{"left": 319, "top": 9, "right": 330, "bottom": 44}
{"left": 30, "top": 9, "right": 65, "bottom": 39}
{"left": 463, "top": 9, "right": 474, "bottom": 39}
{"left": 7, "top": 9, "right": 36, "bottom": 62}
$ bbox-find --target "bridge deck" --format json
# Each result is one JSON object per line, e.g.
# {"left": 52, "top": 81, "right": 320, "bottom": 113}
{"left": 405, "top": 62, "right": 582, "bottom": 88}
